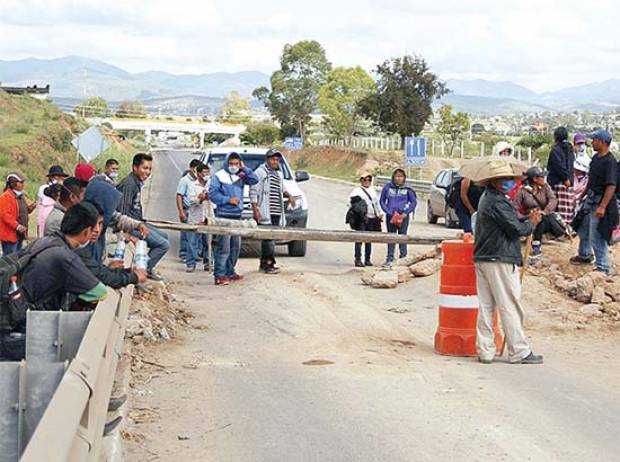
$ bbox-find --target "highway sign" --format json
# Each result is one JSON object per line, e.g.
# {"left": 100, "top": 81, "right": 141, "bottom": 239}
{"left": 405, "top": 136, "right": 426, "bottom": 166}
{"left": 284, "top": 137, "right": 304, "bottom": 151}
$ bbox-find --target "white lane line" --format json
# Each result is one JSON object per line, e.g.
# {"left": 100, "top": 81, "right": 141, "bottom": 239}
{"left": 167, "top": 151, "right": 184, "bottom": 174}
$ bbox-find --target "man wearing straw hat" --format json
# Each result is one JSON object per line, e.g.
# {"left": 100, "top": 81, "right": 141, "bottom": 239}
{"left": 472, "top": 159, "right": 544, "bottom": 364}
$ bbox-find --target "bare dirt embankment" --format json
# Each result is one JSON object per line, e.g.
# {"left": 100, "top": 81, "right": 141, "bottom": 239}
{"left": 284, "top": 146, "right": 465, "bottom": 182}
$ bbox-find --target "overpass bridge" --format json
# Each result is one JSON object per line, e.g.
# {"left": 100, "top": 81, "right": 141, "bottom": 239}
{"left": 101, "top": 119, "right": 246, "bottom": 148}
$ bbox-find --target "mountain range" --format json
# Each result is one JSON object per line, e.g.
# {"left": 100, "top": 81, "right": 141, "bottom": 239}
{"left": 2, "top": 55, "right": 620, "bottom": 115}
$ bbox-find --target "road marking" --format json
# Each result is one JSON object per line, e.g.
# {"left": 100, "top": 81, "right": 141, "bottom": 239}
{"left": 167, "top": 152, "right": 184, "bottom": 174}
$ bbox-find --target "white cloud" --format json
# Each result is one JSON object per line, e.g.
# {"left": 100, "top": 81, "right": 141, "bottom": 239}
{"left": 0, "top": 0, "right": 617, "bottom": 91}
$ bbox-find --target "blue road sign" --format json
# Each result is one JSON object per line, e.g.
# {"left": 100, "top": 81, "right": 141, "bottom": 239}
{"left": 284, "top": 137, "right": 304, "bottom": 151}
{"left": 404, "top": 136, "right": 426, "bottom": 166}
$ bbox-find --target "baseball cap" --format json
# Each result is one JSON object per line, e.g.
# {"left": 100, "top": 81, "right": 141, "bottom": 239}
{"left": 573, "top": 132, "right": 587, "bottom": 144}
{"left": 588, "top": 129, "right": 612, "bottom": 144}
{"left": 74, "top": 163, "right": 96, "bottom": 183}
{"left": 265, "top": 149, "right": 282, "bottom": 159}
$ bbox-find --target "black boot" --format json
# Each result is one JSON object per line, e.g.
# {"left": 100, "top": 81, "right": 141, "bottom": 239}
{"left": 354, "top": 259, "right": 365, "bottom": 267}
{"left": 364, "top": 259, "right": 373, "bottom": 267}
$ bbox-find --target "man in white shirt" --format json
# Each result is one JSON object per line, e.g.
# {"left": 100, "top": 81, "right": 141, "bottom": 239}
{"left": 185, "top": 163, "right": 211, "bottom": 272}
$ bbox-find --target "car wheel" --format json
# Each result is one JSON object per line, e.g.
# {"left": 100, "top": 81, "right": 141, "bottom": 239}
{"left": 444, "top": 206, "right": 459, "bottom": 228}
{"left": 427, "top": 199, "right": 438, "bottom": 224}
{"left": 288, "top": 240, "right": 307, "bottom": 257}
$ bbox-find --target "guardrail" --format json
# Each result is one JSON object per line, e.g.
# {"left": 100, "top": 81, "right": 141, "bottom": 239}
{"left": 19, "top": 286, "right": 132, "bottom": 461}
{"left": 375, "top": 176, "right": 432, "bottom": 195}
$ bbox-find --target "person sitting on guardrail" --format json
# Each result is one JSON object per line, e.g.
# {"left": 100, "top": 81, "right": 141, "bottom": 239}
{"left": 208, "top": 152, "right": 258, "bottom": 286}
{"left": 379, "top": 168, "right": 417, "bottom": 267}
{"left": 92, "top": 158, "right": 121, "bottom": 186}
{"left": 117, "top": 153, "right": 170, "bottom": 281}
{"left": 250, "top": 149, "right": 294, "bottom": 275}
{"left": 44, "top": 177, "right": 85, "bottom": 237}
{"left": 76, "top": 201, "right": 147, "bottom": 288}
{"left": 21, "top": 202, "right": 108, "bottom": 312}
{"left": 348, "top": 173, "right": 382, "bottom": 267}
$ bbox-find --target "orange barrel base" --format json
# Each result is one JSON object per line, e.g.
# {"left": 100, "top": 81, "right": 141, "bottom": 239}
{"left": 434, "top": 236, "right": 504, "bottom": 357}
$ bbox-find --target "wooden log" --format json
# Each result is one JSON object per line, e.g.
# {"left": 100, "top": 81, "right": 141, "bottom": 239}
{"left": 147, "top": 220, "right": 452, "bottom": 245}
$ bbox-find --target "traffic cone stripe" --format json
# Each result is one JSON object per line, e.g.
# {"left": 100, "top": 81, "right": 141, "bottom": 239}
{"left": 439, "top": 294, "right": 479, "bottom": 309}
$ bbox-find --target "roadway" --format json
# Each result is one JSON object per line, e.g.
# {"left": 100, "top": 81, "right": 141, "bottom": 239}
{"left": 125, "top": 149, "right": 620, "bottom": 462}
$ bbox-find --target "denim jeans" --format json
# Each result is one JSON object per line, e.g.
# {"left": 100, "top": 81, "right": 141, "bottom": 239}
{"left": 577, "top": 207, "right": 611, "bottom": 274}
{"left": 186, "top": 233, "right": 209, "bottom": 269}
{"left": 260, "top": 215, "right": 280, "bottom": 268}
{"left": 1, "top": 239, "right": 23, "bottom": 256}
{"left": 386, "top": 215, "right": 410, "bottom": 261}
{"left": 455, "top": 204, "right": 472, "bottom": 233}
{"left": 131, "top": 224, "right": 170, "bottom": 273}
{"left": 354, "top": 220, "right": 372, "bottom": 261}
{"left": 214, "top": 233, "right": 241, "bottom": 279}
{"left": 179, "top": 211, "right": 189, "bottom": 258}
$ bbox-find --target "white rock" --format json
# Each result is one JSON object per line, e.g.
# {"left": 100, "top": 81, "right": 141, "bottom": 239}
{"left": 410, "top": 259, "right": 442, "bottom": 277}
{"left": 591, "top": 286, "right": 607, "bottom": 304}
{"left": 580, "top": 303, "right": 603, "bottom": 315}
{"left": 371, "top": 271, "right": 399, "bottom": 289}
{"left": 395, "top": 266, "right": 413, "bottom": 283}
{"left": 574, "top": 276, "right": 594, "bottom": 303}
{"left": 360, "top": 270, "right": 375, "bottom": 286}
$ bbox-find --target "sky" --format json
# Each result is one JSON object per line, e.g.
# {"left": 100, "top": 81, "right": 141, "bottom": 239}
{"left": 0, "top": 0, "right": 617, "bottom": 93}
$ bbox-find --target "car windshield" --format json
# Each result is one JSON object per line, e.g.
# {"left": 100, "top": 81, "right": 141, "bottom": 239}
{"left": 206, "top": 153, "right": 293, "bottom": 180}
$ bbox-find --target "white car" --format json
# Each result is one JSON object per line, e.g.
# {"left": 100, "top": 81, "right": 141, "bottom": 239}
{"left": 199, "top": 148, "right": 310, "bottom": 256}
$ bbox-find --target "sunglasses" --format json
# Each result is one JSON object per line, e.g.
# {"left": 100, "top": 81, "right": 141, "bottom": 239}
{"left": 362, "top": 177, "right": 372, "bottom": 182}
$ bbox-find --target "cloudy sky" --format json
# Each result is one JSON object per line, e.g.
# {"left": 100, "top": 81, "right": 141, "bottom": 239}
{"left": 0, "top": 0, "right": 616, "bottom": 93}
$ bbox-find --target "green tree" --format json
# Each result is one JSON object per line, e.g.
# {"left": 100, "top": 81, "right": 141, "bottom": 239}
{"left": 115, "top": 100, "right": 146, "bottom": 118}
{"left": 359, "top": 55, "right": 448, "bottom": 142}
{"left": 74, "top": 96, "right": 111, "bottom": 118}
{"left": 517, "top": 133, "right": 553, "bottom": 150}
{"left": 436, "top": 105, "right": 470, "bottom": 157}
{"left": 253, "top": 40, "right": 332, "bottom": 141}
{"left": 240, "top": 121, "right": 281, "bottom": 146}
{"left": 318, "top": 66, "right": 376, "bottom": 139}
{"left": 221, "top": 90, "right": 251, "bottom": 123}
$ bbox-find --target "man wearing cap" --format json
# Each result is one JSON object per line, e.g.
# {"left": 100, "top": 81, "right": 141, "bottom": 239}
{"left": 74, "top": 163, "right": 97, "bottom": 185}
{"left": 570, "top": 130, "right": 617, "bottom": 274}
{"left": 37, "top": 165, "right": 69, "bottom": 237}
{"left": 250, "top": 149, "right": 295, "bottom": 274}
{"left": 474, "top": 160, "right": 544, "bottom": 364}
{"left": 0, "top": 173, "right": 36, "bottom": 255}
{"left": 44, "top": 177, "right": 85, "bottom": 236}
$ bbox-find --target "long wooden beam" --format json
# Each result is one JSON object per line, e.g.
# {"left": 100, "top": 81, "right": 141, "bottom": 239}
{"left": 147, "top": 220, "right": 453, "bottom": 245}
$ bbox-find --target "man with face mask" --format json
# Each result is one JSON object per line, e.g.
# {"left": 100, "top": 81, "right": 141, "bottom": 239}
{"left": 44, "top": 177, "right": 85, "bottom": 236}
{"left": 208, "top": 152, "right": 258, "bottom": 285}
{"left": 0, "top": 172, "right": 37, "bottom": 255}
{"left": 250, "top": 149, "right": 295, "bottom": 274}
{"left": 474, "top": 160, "right": 544, "bottom": 365}
{"left": 92, "top": 159, "right": 120, "bottom": 186}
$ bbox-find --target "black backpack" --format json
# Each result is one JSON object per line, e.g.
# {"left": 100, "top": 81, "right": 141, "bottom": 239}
{"left": 445, "top": 175, "right": 463, "bottom": 209}
{"left": 0, "top": 237, "right": 64, "bottom": 332}
{"left": 345, "top": 196, "right": 368, "bottom": 230}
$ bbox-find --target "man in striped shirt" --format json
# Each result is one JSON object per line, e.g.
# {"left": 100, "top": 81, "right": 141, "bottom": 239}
{"left": 250, "top": 150, "right": 295, "bottom": 274}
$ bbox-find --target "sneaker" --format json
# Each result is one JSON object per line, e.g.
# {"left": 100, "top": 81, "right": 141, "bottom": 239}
{"left": 569, "top": 255, "right": 594, "bottom": 265}
{"left": 382, "top": 259, "right": 394, "bottom": 268}
{"left": 186, "top": 266, "right": 196, "bottom": 273}
{"left": 519, "top": 352, "right": 544, "bottom": 364}
{"left": 364, "top": 260, "right": 373, "bottom": 267}
{"left": 354, "top": 259, "right": 365, "bottom": 267}
{"left": 478, "top": 357, "right": 493, "bottom": 364}
{"left": 263, "top": 266, "right": 280, "bottom": 274}
{"left": 229, "top": 273, "right": 244, "bottom": 282}
{"left": 147, "top": 272, "right": 164, "bottom": 282}
{"left": 203, "top": 266, "right": 211, "bottom": 272}
{"left": 531, "top": 240, "right": 542, "bottom": 256}
{"left": 215, "top": 277, "right": 230, "bottom": 286}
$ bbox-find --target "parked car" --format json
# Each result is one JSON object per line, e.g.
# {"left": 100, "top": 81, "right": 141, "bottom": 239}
{"left": 427, "top": 168, "right": 460, "bottom": 228}
{"left": 199, "top": 148, "right": 310, "bottom": 256}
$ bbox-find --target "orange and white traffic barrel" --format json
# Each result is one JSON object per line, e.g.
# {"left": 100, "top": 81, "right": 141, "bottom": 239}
{"left": 434, "top": 234, "right": 503, "bottom": 356}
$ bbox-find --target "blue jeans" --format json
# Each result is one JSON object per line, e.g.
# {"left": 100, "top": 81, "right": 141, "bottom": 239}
{"left": 1, "top": 239, "right": 23, "bottom": 256}
{"left": 132, "top": 224, "right": 170, "bottom": 273}
{"left": 214, "top": 234, "right": 240, "bottom": 279}
{"left": 455, "top": 203, "right": 473, "bottom": 233}
{"left": 186, "top": 233, "right": 209, "bottom": 269}
{"left": 179, "top": 212, "right": 189, "bottom": 258}
{"left": 577, "top": 208, "right": 611, "bottom": 274}
{"left": 386, "top": 215, "right": 410, "bottom": 261}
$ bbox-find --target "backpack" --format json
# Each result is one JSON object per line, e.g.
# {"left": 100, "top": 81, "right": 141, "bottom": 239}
{"left": 445, "top": 175, "right": 463, "bottom": 209}
{"left": 0, "top": 237, "right": 64, "bottom": 332}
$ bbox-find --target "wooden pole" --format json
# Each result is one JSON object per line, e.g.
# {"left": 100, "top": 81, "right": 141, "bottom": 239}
{"left": 146, "top": 220, "right": 450, "bottom": 245}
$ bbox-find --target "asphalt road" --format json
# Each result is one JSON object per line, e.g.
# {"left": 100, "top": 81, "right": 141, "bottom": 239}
{"left": 126, "top": 149, "right": 620, "bottom": 462}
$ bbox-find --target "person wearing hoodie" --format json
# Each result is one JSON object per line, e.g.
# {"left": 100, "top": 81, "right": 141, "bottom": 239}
{"left": 250, "top": 149, "right": 295, "bottom": 274}
{"left": 546, "top": 127, "right": 575, "bottom": 223}
{"left": 379, "top": 168, "right": 417, "bottom": 266}
{"left": 208, "top": 152, "right": 258, "bottom": 285}
{"left": 348, "top": 174, "right": 382, "bottom": 267}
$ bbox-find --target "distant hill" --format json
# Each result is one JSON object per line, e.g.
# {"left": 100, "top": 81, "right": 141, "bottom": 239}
{"left": 437, "top": 94, "right": 554, "bottom": 115}
{"left": 446, "top": 79, "right": 538, "bottom": 100}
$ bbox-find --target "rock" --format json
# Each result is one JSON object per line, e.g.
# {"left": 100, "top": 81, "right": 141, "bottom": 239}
{"left": 159, "top": 327, "right": 171, "bottom": 340}
{"left": 397, "top": 246, "right": 440, "bottom": 267}
{"left": 580, "top": 303, "right": 603, "bottom": 315}
{"left": 549, "top": 264, "right": 560, "bottom": 274}
{"left": 603, "top": 282, "right": 620, "bottom": 301}
{"left": 602, "top": 301, "right": 620, "bottom": 315}
{"left": 370, "top": 271, "right": 399, "bottom": 289}
{"left": 574, "top": 275, "right": 594, "bottom": 302}
{"left": 591, "top": 286, "right": 607, "bottom": 304}
{"left": 395, "top": 266, "right": 413, "bottom": 283}
{"left": 586, "top": 271, "right": 608, "bottom": 286}
{"left": 552, "top": 275, "right": 570, "bottom": 291}
{"left": 360, "top": 270, "right": 375, "bottom": 286}
{"left": 410, "top": 259, "right": 442, "bottom": 277}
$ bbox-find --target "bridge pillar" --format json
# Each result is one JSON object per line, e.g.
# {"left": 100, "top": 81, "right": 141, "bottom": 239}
{"left": 199, "top": 131, "right": 205, "bottom": 149}
{"left": 145, "top": 128, "right": 152, "bottom": 144}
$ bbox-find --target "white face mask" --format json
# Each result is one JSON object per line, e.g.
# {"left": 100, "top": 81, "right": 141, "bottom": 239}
{"left": 77, "top": 239, "right": 90, "bottom": 249}
{"left": 13, "top": 190, "right": 23, "bottom": 197}
{"left": 578, "top": 144, "right": 587, "bottom": 153}
{"left": 109, "top": 172, "right": 119, "bottom": 179}
{"left": 229, "top": 166, "right": 240, "bottom": 174}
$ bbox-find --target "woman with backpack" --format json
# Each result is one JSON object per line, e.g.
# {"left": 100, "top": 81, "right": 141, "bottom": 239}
{"left": 546, "top": 127, "right": 575, "bottom": 224}
{"left": 379, "top": 168, "right": 417, "bottom": 267}
{"left": 347, "top": 174, "right": 382, "bottom": 267}
{"left": 0, "top": 173, "right": 36, "bottom": 255}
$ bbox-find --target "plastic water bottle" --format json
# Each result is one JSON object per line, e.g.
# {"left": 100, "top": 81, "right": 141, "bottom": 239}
{"left": 113, "top": 239, "right": 126, "bottom": 261}
{"left": 8, "top": 276, "right": 21, "bottom": 300}
{"left": 135, "top": 240, "right": 149, "bottom": 270}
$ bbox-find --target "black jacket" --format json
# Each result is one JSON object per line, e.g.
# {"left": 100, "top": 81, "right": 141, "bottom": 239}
{"left": 75, "top": 244, "right": 138, "bottom": 289}
{"left": 346, "top": 196, "right": 368, "bottom": 231}
{"left": 546, "top": 142, "right": 575, "bottom": 187}
{"left": 116, "top": 174, "right": 143, "bottom": 221}
{"left": 474, "top": 187, "right": 533, "bottom": 266}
